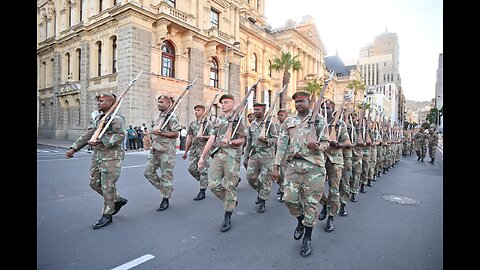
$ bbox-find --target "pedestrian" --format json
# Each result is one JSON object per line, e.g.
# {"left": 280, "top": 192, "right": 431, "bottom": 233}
{"left": 182, "top": 104, "right": 213, "bottom": 201}
{"left": 273, "top": 91, "right": 329, "bottom": 257}
{"left": 144, "top": 95, "right": 180, "bottom": 212}
{"left": 136, "top": 126, "right": 144, "bottom": 150}
{"left": 427, "top": 127, "right": 439, "bottom": 164}
{"left": 317, "top": 100, "right": 350, "bottom": 232}
{"left": 243, "top": 102, "right": 278, "bottom": 213}
{"left": 197, "top": 93, "right": 247, "bottom": 233}
{"left": 65, "top": 93, "right": 128, "bottom": 229}
{"left": 180, "top": 126, "right": 187, "bottom": 150}
{"left": 126, "top": 125, "right": 137, "bottom": 150}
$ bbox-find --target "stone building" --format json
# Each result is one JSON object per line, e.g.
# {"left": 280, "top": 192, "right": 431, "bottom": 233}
{"left": 36, "top": 0, "right": 349, "bottom": 140}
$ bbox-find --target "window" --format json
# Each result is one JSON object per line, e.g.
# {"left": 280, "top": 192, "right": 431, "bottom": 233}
{"left": 68, "top": 1, "right": 73, "bottom": 28}
{"left": 96, "top": 42, "right": 102, "bottom": 76}
{"left": 99, "top": 0, "right": 103, "bottom": 13}
{"left": 210, "top": 9, "right": 219, "bottom": 29}
{"left": 209, "top": 58, "right": 219, "bottom": 88}
{"left": 167, "top": 0, "right": 176, "bottom": 7}
{"left": 66, "top": 53, "right": 71, "bottom": 80}
{"left": 79, "top": 0, "right": 84, "bottom": 21}
{"left": 252, "top": 53, "right": 257, "bottom": 72}
{"left": 76, "top": 49, "right": 81, "bottom": 80}
{"left": 112, "top": 37, "right": 117, "bottom": 73}
{"left": 268, "top": 60, "right": 272, "bottom": 77}
{"left": 161, "top": 41, "right": 175, "bottom": 77}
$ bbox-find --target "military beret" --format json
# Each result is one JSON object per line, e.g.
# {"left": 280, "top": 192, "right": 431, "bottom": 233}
{"left": 96, "top": 93, "right": 116, "bottom": 100}
{"left": 158, "top": 95, "right": 173, "bottom": 102}
{"left": 292, "top": 91, "right": 310, "bottom": 100}
{"left": 194, "top": 104, "right": 205, "bottom": 110}
{"left": 219, "top": 94, "right": 235, "bottom": 103}
{"left": 253, "top": 102, "right": 266, "bottom": 108}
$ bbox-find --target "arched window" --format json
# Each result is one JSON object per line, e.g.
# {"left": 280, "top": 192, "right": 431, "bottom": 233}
{"left": 67, "top": 1, "right": 73, "bottom": 28}
{"left": 76, "top": 49, "right": 81, "bottom": 80}
{"left": 167, "top": 0, "right": 176, "bottom": 7}
{"left": 209, "top": 58, "right": 219, "bottom": 88}
{"left": 161, "top": 41, "right": 175, "bottom": 78}
{"left": 252, "top": 53, "right": 257, "bottom": 72}
{"left": 66, "top": 53, "right": 71, "bottom": 80}
{"left": 79, "top": 0, "right": 84, "bottom": 22}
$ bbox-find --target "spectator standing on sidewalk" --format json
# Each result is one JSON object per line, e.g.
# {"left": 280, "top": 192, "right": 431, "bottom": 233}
{"left": 179, "top": 126, "right": 187, "bottom": 151}
{"left": 126, "top": 125, "right": 137, "bottom": 150}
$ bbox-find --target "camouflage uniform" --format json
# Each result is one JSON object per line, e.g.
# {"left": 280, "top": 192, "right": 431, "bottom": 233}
{"left": 71, "top": 113, "right": 126, "bottom": 215}
{"left": 368, "top": 126, "right": 378, "bottom": 184}
{"left": 208, "top": 112, "right": 247, "bottom": 212}
{"left": 428, "top": 131, "right": 439, "bottom": 161}
{"left": 186, "top": 118, "right": 213, "bottom": 190}
{"left": 350, "top": 122, "right": 363, "bottom": 198}
{"left": 341, "top": 121, "right": 354, "bottom": 205}
{"left": 414, "top": 129, "right": 428, "bottom": 161}
{"left": 274, "top": 112, "right": 329, "bottom": 228}
{"left": 144, "top": 111, "right": 180, "bottom": 199}
{"left": 321, "top": 119, "right": 349, "bottom": 217}
{"left": 243, "top": 118, "right": 278, "bottom": 206}
{"left": 275, "top": 121, "right": 287, "bottom": 198}
{"left": 360, "top": 123, "right": 371, "bottom": 190}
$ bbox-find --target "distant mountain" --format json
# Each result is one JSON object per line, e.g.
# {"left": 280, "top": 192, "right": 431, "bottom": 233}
{"left": 405, "top": 100, "right": 431, "bottom": 111}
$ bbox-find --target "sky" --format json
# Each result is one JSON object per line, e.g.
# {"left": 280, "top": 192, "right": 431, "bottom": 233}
{"left": 264, "top": 0, "right": 443, "bottom": 102}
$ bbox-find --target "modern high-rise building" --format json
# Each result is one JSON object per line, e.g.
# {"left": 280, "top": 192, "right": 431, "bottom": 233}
{"left": 435, "top": 53, "right": 443, "bottom": 132}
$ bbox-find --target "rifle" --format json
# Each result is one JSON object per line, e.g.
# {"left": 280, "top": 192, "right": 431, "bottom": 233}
{"left": 307, "top": 70, "right": 334, "bottom": 143}
{"left": 224, "top": 77, "right": 262, "bottom": 140}
{"left": 356, "top": 104, "right": 365, "bottom": 146}
{"left": 328, "top": 91, "right": 353, "bottom": 143}
{"left": 154, "top": 76, "right": 199, "bottom": 131}
{"left": 196, "top": 91, "right": 221, "bottom": 138}
{"left": 89, "top": 70, "right": 143, "bottom": 143}
{"left": 258, "top": 84, "right": 288, "bottom": 140}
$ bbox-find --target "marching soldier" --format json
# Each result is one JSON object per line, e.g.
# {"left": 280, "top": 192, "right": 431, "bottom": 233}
{"left": 273, "top": 91, "right": 329, "bottom": 257}
{"left": 349, "top": 112, "right": 364, "bottom": 202}
{"left": 198, "top": 94, "right": 247, "bottom": 232}
{"left": 427, "top": 127, "right": 439, "bottom": 164}
{"left": 243, "top": 102, "right": 278, "bottom": 213}
{"left": 182, "top": 104, "right": 213, "bottom": 201}
{"left": 65, "top": 93, "right": 128, "bottom": 229}
{"left": 275, "top": 109, "right": 289, "bottom": 202}
{"left": 144, "top": 95, "right": 180, "bottom": 212}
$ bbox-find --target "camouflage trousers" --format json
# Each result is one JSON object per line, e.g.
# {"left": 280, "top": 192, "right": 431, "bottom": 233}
{"left": 428, "top": 145, "right": 437, "bottom": 159}
{"left": 320, "top": 159, "right": 343, "bottom": 216}
{"left": 89, "top": 159, "right": 123, "bottom": 215}
{"left": 144, "top": 149, "right": 176, "bottom": 199}
{"left": 209, "top": 150, "right": 240, "bottom": 212}
{"left": 284, "top": 158, "right": 326, "bottom": 228}
{"left": 277, "top": 160, "right": 287, "bottom": 194}
{"left": 368, "top": 146, "right": 377, "bottom": 180}
{"left": 376, "top": 145, "right": 384, "bottom": 173}
{"left": 361, "top": 150, "right": 371, "bottom": 184}
{"left": 416, "top": 144, "right": 427, "bottom": 159}
{"left": 340, "top": 156, "right": 352, "bottom": 204}
{"left": 350, "top": 156, "right": 363, "bottom": 194}
{"left": 246, "top": 154, "right": 274, "bottom": 201}
{"left": 188, "top": 154, "right": 209, "bottom": 189}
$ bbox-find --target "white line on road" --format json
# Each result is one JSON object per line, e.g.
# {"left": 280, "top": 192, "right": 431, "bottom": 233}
{"left": 122, "top": 165, "right": 145, "bottom": 169}
{"left": 111, "top": 254, "right": 155, "bottom": 270}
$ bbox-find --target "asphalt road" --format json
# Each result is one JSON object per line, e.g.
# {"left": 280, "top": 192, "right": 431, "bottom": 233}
{"left": 37, "top": 147, "right": 443, "bottom": 270}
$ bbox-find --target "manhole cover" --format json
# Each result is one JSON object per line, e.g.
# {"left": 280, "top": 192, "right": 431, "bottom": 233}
{"left": 382, "top": 194, "right": 420, "bottom": 205}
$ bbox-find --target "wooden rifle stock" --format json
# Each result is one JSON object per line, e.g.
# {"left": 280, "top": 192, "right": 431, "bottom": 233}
{"left": 365, "top": 109, "right": 372, "bottom": 145}
{"left": 258, "top": 84, "right": 287, "bottom": 140}
{"left": 328, "top": 92, "right": 352, "bottom": 142}
{"left": 196, "top": 92, "right": 220, "bottom": 138}
{"left": 307, "top": 71, "right": 334, "bottom": 143}
{"left": 89, "top": 70, "right": 143, "bottom": 143}
{"left": 224, "top": 77, "right": 262, "bottom": 140}
{"left": 356, "top": 106, "right": 365, "bottom": 145}
{"left": 154, "top": 76, "right": 198, "bottom": 131}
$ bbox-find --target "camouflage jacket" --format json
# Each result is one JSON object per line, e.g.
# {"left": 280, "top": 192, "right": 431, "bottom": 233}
{"left": 187, "top": 118, "right": 213, "bottom": 156}
{"left": 151, "top": 111, "right": 180, "bottom": 153}
{"left": 71, "top": 113, "right": 126, "bottom": 160}
{"left": 209, "top": 111, "right": 247, "bottom": 160}
{"left": 428, "top": 133, "right": 439, "bottom": 146}
{"left": 274, "top": 111, "right": 329, "bottom": 166}
{"left": 243, "top": 118, "right": 278, "bottom": 159}
{"left": 325, "top": 119, "right": 349, "bottom": 165}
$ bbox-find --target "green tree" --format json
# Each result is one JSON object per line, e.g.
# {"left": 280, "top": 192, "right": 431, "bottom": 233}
{"left": 426, "top": 107, "right": 439, "bottom": 125}
{"left": 305, "top": 79, "right": 322, "bottom": 107}
{"left": 271, "top": 51, "right": 302, "bottom": 108}
{"left": 347, "top": 80, "right": 366, "bottom": 108}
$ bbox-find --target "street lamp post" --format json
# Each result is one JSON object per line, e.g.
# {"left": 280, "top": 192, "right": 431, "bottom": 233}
{"left": 224, "top": 41, "right": 240, "bottom": 93}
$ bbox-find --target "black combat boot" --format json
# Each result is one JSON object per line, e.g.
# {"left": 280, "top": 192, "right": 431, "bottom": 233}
{"left": 112, "top": 197, "right": 128, "bottom": 216}
{"left": 318, "top": 204, "right": 327, "bottom": 221}
{"left": 300, "top": 226, "right": 313, "bottom": 257}
{"left": 92, "top": 214, "right": 112, "bottom": 229}
{"left": 377, "top": 171, "right": 381, "bottom": 177}
{"left": 277, "top": 191, "right": 285, "bottom": 202}
{"left": 294, "top": 215, "right": 305, "bottom": 240}
{"left": 383, "top": 167, "right": 387, "bottom": 174}
{"left": 360, "top": 184, "right": 366, "bottom": 193}
{"left": 421, "top": 157, "right": 424, "bottom": 162}
{"left": 429, "top": 158, "right": 435, "bottom": 164}
{"left": 221, "top": 211, "right": 232, "bottom": 232}
{"left": 255, "top": 193, "right": 260, "bottom": 204}
{"left": 340, "top": 203, "right": 347, "bottom": 216}
{"left": 324, "top": 216, "right": 334, "bottom": 232}
{"left": 193, "top": 188, "right": 206, "bottom": 201}
{"left": 257, "top": 199, "right": 266, "bottom": 213}
{"left": 156, "top": 198, "right": 169, "bottom": 211}
{"left": 350, "top": 193, "right": 357, "bottom": 202}
{"left": 367, "top": 179, "right": 373, "bottom": 187}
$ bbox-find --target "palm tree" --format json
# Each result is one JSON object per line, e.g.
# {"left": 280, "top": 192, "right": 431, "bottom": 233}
{"left": 305, "top": 79, "right": 322, "bottom": 109}
{"left": 347, "top": 80, "right": 366, "bottom": 110}
{"left": 271, "top": 51, "right": 302, "bottom": 108}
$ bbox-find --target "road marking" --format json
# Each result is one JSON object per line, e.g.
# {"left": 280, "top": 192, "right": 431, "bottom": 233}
{"left": 122, "top": 165, "right": 145, "bottom": 169}
{"left": 111, "top": 254, "right": 155, "bottom": 270}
